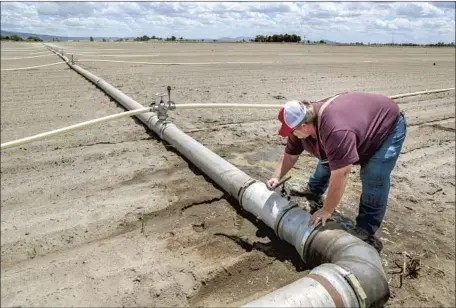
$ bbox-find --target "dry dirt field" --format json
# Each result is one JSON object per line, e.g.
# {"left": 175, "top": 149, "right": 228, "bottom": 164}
{"left": 1, "top": 41, "right": 455, "bottom": 307}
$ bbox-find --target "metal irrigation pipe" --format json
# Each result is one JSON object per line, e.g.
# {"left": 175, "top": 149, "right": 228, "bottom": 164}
{"left": 45, "top": 44, "right": 392, "bottom": 307}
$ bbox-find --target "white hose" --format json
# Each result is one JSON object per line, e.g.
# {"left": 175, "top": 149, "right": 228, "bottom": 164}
{"left": 1, "top": 107, "right": 152, "bottom": 150}
{"left": 1, "top": 62, "right": 65, "bottom": 71}
{"left": 76, "top": 59, "right": 274, "bottom": 65}
{"left": 1, "top": 54, "right": 54, "bottom": 60}
{"left": 2, "top": 87, "right": 454, "bottom": 150}
{"left": 49, "top": 48, "right": 125, "bottom": 52}
{"left": 1, "top": 48, "right": 46, "bottom": 52}
{"left": 390, "top": 88, "right": 454, "bottom": 99}
{"left": 3, "top": 84, "right": 453, "bottom": 150}
{"left": 175, "top": 103, "right": 283, "bottom": 109}
{"left": 70, "top": 54, "right": 159, "bottom": 57}
{"left": 61, "top": 51, "right": 99, "bottom": 54}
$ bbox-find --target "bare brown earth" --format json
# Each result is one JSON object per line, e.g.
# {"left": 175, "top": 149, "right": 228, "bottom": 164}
{"left": 1, "top": 41, "right": 455, "bottom": 307}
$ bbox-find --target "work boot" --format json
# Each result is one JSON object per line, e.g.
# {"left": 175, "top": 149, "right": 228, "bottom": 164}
{"left": 289, "top": 185, "right": 324, "bottom": 214}
{"left": 349, "top": 227, "right": 383, "bottom": 253}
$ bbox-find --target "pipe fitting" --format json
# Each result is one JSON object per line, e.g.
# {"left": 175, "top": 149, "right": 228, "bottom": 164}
{"left": 304, "top": 223, "right": 390, "bottom": 307}
{"left": 158, "top": 120, "right": 172, "bottom": 140}
{"left": 229, "top": 181, "right": 389, "bottom": 307}
{"left": 240, "top": 182, "right": 296, "bottom": 230}
{"left": 275, "top": 206, "right": 320, "bottom": 259}
{"left": 242, "top": 263, "right": 361, "bottom": 308}
{"left": 307, "top": 263, "right": 361, "bottom": 307}
{"left": 237, "top": 178, "right": 257, "bottom": 203}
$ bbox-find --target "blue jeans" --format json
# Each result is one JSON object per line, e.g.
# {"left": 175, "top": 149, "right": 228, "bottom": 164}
{"left": 307, "top": 113, "right": 407, "bottom": 235}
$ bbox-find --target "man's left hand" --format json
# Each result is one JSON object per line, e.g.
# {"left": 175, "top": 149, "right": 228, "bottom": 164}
{"left": 309, "top": 208, "right": 333, "bottom": 226}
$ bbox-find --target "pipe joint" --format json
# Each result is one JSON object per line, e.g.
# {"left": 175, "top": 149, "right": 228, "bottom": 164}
{"left": 332, "top": 264, "right": 368, "bottom": 308}
{"left": 240, "top": 182, "right": 296, "bottom": 230}
{"left": 237, "top": 178, "right": 257, "bottom": 204}
{"left": 273, "top": 200, "right": 299, "bottom": 235}
{"left": 308, "top": 263, "right": 363, "bottom": 308}
{"left": 242, "top": 263, "right": 364, "bottom": 308}
{"left": 158, "top": 120, "right": 173, "bottom": 140}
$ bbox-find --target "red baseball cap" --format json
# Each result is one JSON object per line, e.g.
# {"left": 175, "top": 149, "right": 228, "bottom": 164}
{"left": 278, "top": 100, "right": 307, "bottom": 137}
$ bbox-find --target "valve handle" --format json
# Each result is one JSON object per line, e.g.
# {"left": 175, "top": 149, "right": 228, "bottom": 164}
{"left": 278, "top": 175, "right": 292, "bottom": 200}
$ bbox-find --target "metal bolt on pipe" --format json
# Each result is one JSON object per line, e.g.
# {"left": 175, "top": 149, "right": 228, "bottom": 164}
{"left": 46, "top": 45, "right": 391, "bottom": 307}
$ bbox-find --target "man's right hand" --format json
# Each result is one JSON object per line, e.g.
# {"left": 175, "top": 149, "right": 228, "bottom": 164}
{"left": 266, "top": 177, "right": 280, "bottom": 190}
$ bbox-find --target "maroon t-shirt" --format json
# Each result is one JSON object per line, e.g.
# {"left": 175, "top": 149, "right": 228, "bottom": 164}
{"left": 285, "top": 92, "right": 400, "bottom": 170}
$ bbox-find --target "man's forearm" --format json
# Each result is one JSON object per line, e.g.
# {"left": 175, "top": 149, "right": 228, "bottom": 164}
{"left": 323, "top": 166, "right": 351, "bottom": 212}
{"left": 272, "top": 151, "right": 299, "bottom": 179}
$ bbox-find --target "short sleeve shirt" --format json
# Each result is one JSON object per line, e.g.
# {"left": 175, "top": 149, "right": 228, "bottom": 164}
{"left": 285, "top": 92, "right": 400, "bottom": 170}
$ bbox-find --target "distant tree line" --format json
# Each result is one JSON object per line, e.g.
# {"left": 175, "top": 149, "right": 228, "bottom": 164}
{"left": 132, "top": 35, "right": 183, "bottom": 41}
{"left": 87, "top": 35, "right": 185, "bottom": 42}
{"left": 254, "top": 33, "right": 301, "bottom": 43}
{"left": 1, "top": 35, "right": 42, "bottom": 42}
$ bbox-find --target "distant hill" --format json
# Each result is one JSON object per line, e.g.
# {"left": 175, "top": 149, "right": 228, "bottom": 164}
{"left": 1, "top": 30, "right": 339, "bottom": 44}
{"left": 1, "top": 30, "right": 256, "bottom": 42}
{"left": 0, "top": 30, "right": 125, "bottom": 41}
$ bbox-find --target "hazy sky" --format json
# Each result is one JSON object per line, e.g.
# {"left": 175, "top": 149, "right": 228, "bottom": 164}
{"left": 1, "top": 2, "right": 455, "bottom": 43}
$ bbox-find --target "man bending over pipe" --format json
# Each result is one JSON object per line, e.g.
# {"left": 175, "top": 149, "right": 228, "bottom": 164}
{"left": 266, "top": 92, "right": 407, "bottom": 253}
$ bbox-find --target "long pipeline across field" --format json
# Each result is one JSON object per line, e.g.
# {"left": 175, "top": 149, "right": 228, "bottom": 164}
{"left": 44, "top": 43, "right": 393, "bottom": 308}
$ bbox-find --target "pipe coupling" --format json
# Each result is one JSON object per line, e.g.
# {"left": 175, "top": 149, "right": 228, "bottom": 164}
{"left": 158, "top": 121, "right": 172, "bottom": 140}
{"left": 299, "top": 221, "right": 320, "bottom": 260}
{"left": 237, "top": 178, "right": 257, "bottom": 205}
{"left": 309, "top": 263, "right": 364, "bottom": 308}
{"left": 332, "top": 264, "right": 368, "bottom": 308}
{"left": 273, "top": 200, "right": 299, "bottom": 236}
{"left": 311, "top": 263, "right": 367, "bottom": 308}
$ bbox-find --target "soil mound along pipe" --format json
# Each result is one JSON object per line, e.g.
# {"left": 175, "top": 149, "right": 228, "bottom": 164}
{"left": 45, "top": 44, "right": 398, "bottom": 307}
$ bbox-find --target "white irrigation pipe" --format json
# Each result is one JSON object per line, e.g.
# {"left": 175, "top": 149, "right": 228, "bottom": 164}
{"left": 0, "top": 104, "right": 281, "bottom": 150}
{"left": 390, "top": 88, "right": 454, "bottom": 99}
{"left": 76, "top": 59, "right": 274, "bottom": 65}
{"left": 51, "top": 48, "right": 125, "bottom": 52}
{"left": 0, "top": 107, "right": 153, "bottom": 150}
{"left": 0, "top": 62, "right": 65, "bottom": 71}
{"left": 71, "top": 54, "right": 160, "bottom": 57}
{"left": 1, "top": 48, "right": 46, "bottom": 52}
{"left": 1, "top": 54, "right": 54, "bottom": 60}
{"left": 62, "top": 51, "right": 101, "bottom": 55}
{"left": 175, "top": 103, "right": 283, "bottom": 109}
{"left": 2, "top": 87, "right": 454, "bottom": 150}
